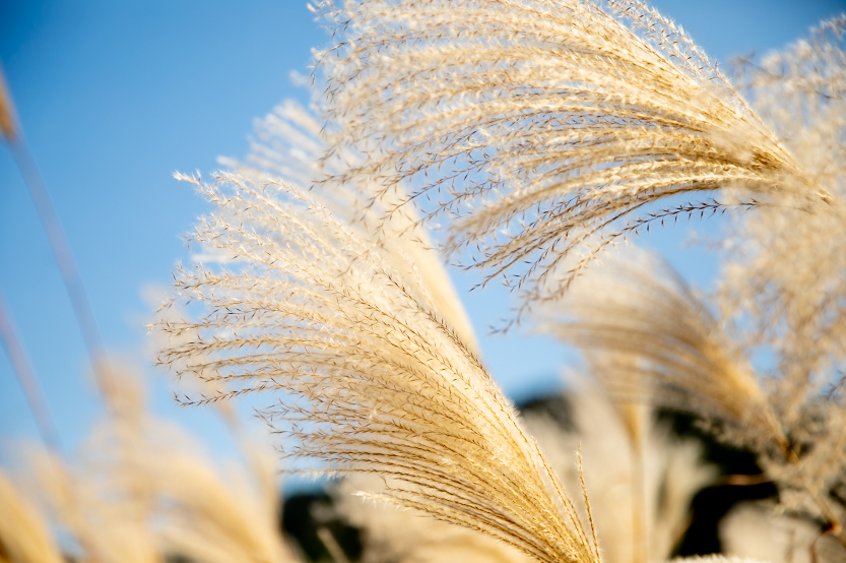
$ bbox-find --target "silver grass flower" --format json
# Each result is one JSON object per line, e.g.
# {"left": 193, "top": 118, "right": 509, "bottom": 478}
{"left": 718, "top": 18, "right": 846, "bottom": 531}
{"left": 335, "top": 474, "right": 534, "bottom": 562}
{"left": 158, "top": 170, "right": 600, "bottom": 563}
{"left": 718, "top": 17, "right": 846, "bottom": 441}
{"left": 720, "top": 501, "right": 846, "bottom": 563}
{"left": 0, "top": 472, "right": 64, "bottom": 563}
{"left": 523, "top": 384, "right": 715, "bottom": 563}
{"left": 543, "top": 251, "right": 787, "bottom": 453}
{"left": 544, "top": 249, "right": 846, "bottom": 544}
{"left": 314, "top": 0, "right": 818, "bottom": 319}
{"left": 335, "top": 384, "right": 713, "bottom": 563}
{"left": 242, "top": 100, "right": 480, "bottom": 355}
{"left": 151, "top": 3, "right": 846, "bottom": 560}
{"left": 23, "top": 363, "right": 293, "bottom": 563}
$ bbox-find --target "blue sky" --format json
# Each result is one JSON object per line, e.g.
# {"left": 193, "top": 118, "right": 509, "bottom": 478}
{"left": 2, "top": 1, "right": 845, "bottom": 471}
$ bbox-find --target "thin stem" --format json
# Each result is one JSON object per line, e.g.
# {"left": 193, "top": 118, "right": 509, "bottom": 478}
{"left": 7, "top": 137, "right": 103, "bottom": 368}
{"left": 630, "top": 440, "right": 647, "bottom": 563}
{"left": 0, "top": 296, "right": 63, "bottom": 455}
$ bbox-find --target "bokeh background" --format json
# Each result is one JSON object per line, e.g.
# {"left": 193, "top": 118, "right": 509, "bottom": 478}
{"left": 2, "top": 0, "right": 845, "bottom": 478}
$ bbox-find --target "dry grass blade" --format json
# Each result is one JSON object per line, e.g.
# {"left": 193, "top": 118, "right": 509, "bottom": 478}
{"left": 0, "top": 297, "right": 63, "bottom": 455}
{"left": 314, "top": 0, "right": 811, "bottom": 318}
{"left": 157, "top": 170, "right": 600, "bottom": 563}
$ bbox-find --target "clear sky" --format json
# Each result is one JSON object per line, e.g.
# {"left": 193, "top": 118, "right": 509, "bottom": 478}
{"left": 2, "top": 0, "right": 845, "bottom": 471}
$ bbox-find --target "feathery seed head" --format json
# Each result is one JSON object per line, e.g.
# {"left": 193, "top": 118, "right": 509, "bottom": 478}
{"left": 313, "top": 0, "right": 810, "bottom": 320}
{"left": 157, "top": 167, "right": 601, "bottom": 563}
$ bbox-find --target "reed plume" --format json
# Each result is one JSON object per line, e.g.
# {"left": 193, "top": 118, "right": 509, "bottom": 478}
{"left": 523, "top": 384, "right": 715, "bottom": 563}
{"left": 720, "top": 500, "right": 846, "bottom": 563}
{"left": 543, "top": 248, "right": 846, "bottom": 547}
{"left": 7, "top": 362, "right": 294, "bottom": 563}
{"left": 157, "top": 168, "right": 600, "bottom": 563}
{"left": 715, "top": 18, "right": 846, "bottom": 531}
{"left": 335, "top": 474, "right": 534, "bottom": 563}
{"left": 314, "top": 0, "right": 814, "bottom": 319}
{"left": 150, "top": 2, "right": 845, "bottom": 561}
{"left": 718, "top": 16, "right": 846, "bottom": 461}
{"left": 543, "top": 250, "right": 786, "bottom": 455}
{"left": 0, "top": 472, "right": 63, "bottom": 563}
{"left": 242, "top": 99, "right": 480, "bottom": 354}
